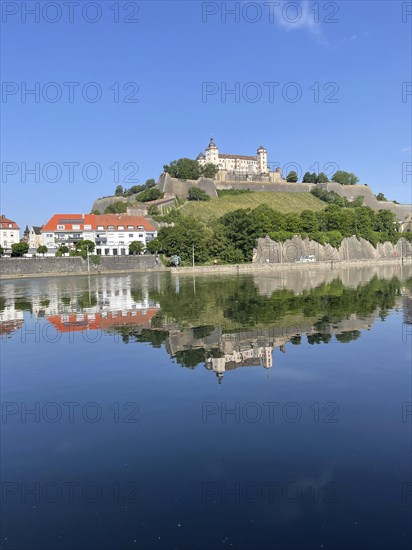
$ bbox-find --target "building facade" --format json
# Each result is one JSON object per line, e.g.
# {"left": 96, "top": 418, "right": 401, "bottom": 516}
{"left": 41, "top": 213, "right": 157, "bottom": 255}
{"left": 0, "top": 215, "right": 20, "bottom": 253}
{"left": 197, "top": 137, "right": 269, "bottom": 175}
{"left": 28, "top": 226, "right": 43, "bottom": 250}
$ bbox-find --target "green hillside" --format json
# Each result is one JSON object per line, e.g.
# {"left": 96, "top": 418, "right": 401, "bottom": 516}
{"left": 179, "top": 192, "right": 325, "bottom": 220}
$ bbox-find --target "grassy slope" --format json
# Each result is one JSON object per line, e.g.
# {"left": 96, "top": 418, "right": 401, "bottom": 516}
{"left": 179, "top": 192, "right": 325, "bottom": 220}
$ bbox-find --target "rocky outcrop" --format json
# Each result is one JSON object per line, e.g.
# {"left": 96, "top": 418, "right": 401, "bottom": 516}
{"left": 253, "top": 235, "right": 412, "bottom": 264}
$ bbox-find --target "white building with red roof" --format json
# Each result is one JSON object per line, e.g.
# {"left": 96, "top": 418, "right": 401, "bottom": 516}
{"left": 41, "top": 213, "right": 157, "bottom": 255}
{"left": 0, "top": 215, "right": 20, "bottom": 253}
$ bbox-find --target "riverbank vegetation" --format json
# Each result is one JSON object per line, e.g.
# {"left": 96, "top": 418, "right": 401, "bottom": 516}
{"left": 149, "top": 202, "right": 411, "bottom": 266}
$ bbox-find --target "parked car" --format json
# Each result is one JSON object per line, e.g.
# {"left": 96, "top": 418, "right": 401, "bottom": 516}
{"left": 297, "top": 255, "right": 316, "bottom": 263}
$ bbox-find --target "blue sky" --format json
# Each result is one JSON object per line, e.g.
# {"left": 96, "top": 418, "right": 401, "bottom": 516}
{"left": 1, "top": 0, "right": 411, "bottom": 229}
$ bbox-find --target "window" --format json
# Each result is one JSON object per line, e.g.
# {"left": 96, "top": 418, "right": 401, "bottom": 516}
{"left": 108, "top": 225, "right": 114, "bottom": 230}
{"left": 129, "top": 234, "right": 133, "bottom": 238}
{"left": 118, "top": 234, "right": 124, "bottom": 238}
{"left": 127, "top": 225, "right": 134, "bottom": 229}
{"left": 72, "top": 225, "right": 80, "bottom": 230}
{"left": 118, "top": 225, "right": 124, "bottom": 230}
{"left": 104, "top": 249, "right": 110, "bottom": 255}
{"left": 84, "top": 225, "right": 91, "bottom": 230}
{"left": 8, "top": 224, "right": 12, "bottom": 228}
{"left": 57, "top": 225, "right": 65, "bottom": 230}
{"left": 113, "top": 249, "right": 118, "bottom": 255}
{"left": 138, "top": 234, "right": 143, "bottom": 238}
{"left": 121, "top": 248, "right": 126, "bottom": 255}
{"left": 96, "top": 249, "right": 101, "bottom": 255}
{"left": 138, "top": 225, "right": 144, "bottom": 230}
{"left": 97, "top": 225, "right": 104, "bottom": 230}
{"left": 47, "top": 234, "right": 53, "bottom": 238}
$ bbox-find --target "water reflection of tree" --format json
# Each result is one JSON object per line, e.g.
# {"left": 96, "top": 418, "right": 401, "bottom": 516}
{"left": 174, "top": 347, "right": 223, "bottom": 369}
{"left": 335, "top": 330, "right": 361, "bottom": 343}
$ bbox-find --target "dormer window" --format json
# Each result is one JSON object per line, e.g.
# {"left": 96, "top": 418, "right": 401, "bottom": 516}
{"left": 118, "top": 225, "right": 124, "bottom": 230}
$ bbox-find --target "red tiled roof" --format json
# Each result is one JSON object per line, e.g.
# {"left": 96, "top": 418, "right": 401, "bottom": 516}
{"left": 218, "top": 154, "right": 257, "bottom": 161}
{"left": 42, "top": 214, "right": 94, "bottom": 232}
{"left": 94, "top": 214, "right": 156, "bottom": 231}
{"left": 47, "top": 310, "right": 158, "bottom": 332}
{"left": 0, "top": 215, "right": 19, "bottom": 230}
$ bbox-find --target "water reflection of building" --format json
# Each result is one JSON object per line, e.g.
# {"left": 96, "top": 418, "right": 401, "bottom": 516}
{"left": 43, "top": 279, "right": 161, "bottom": 333}
{"left": 1, "top": 276, "right": 161, "bottom": 337}
{"left": 0, "top": 307, "right": 24, "bottom": 337}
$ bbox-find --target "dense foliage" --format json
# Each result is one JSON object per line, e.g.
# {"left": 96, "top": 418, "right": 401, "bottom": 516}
{"left": 153, "top": 201, "right": 403, "bottom": 265}
{"left": 135, "top": 187, "right": 163, "bottom": 202}
{"left": 11, "top": 242, "right": 29, "bottom": 256}
{"left": 114, "top": 179, "right": 156, "bottom": 197}
{"left": 331, "top": 170, "right": 359, "bottom": 185}
{"left": 303, "top": 172, "right": 329, "bottom": 183}
{"left": 163, "top": 158, "right": 219, "bottom": 180}
{"left": 187, "top": 187, "right": 210, "bottom": 201}
{"left": 311, "top": 187, "right": 364, "bottom": 207}
{"left": 104, "top": 201, "right": 128, "bottom": 214}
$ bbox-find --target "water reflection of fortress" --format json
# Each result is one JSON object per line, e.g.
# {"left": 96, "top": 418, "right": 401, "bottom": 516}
{"left": 1, "top": 267, "right": 411, "bottom": 382}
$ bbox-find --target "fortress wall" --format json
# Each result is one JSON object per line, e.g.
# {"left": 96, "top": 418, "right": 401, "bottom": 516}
{"left": 158, "top": 173, "right": 218, "bottom": 198}
{"left": 321, "top": 182, "right": 411, "bottom": 220}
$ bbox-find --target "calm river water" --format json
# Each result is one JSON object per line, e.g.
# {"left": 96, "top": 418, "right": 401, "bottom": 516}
{"left": 1, "top": 264, "right": 411, "bottom": 550}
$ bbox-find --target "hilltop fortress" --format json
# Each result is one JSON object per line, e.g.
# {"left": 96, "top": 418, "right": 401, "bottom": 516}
{"left": 92, "top": 138, "right": 411, "bottom": 225}
{"left": 196, "top": 137, "right": 284, "bottom": 183}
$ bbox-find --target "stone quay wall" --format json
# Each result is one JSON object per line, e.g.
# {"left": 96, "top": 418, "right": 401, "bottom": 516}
{"left": 0, "top": 256, "right": 162, "bottom": 279}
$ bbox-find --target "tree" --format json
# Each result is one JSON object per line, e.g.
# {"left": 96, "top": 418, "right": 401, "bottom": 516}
{"left": 115, "top": 185, "right": 124, "bottom": 196}
{"left": 91, "top": 209, "right": 101, "bottom": 215}
{"left": 332, "top": 171, "right": 359, "bottom": 185}
{"left": 59, "top": 245, "right": 69, "bottom": 254}
{"left": 104, "top": 201, "right": 128, "bottom": 214}
{"left": 302, "top": 172, "right": 316, "bottom": 183}
{"left": 11, "top": 242, "right": 29, "bottom": 256}
{"left": 316, "top": 172, "right": 329, "bottom": 183}
{"left": 163, "top": 158, "right": 202, "bottom": 180}
{"left": 0, "top": 246, "right": 3, "bottom": 256}
{"left": 129, "top": 241, "right": 145, "bottom": 255}
{"left": 201, "top": 163, "right": 219, "bottom": 179}
{"left": 144, "top": 178, "right": 156, "bottom": 188}
{"left": 128, "top": 185, "right": 143, "bottom": 195}
{"left": 75, "top": 240, "right": 95, "bottom": 258}
{"left": 284, "top": 213, "right": 302, "bottom": 233}
{"left": 374, "top": 209, "right": 398, "bottom": 236}
{"left": 187, "top": 187, "right": 210, "bottom": 201}
{"left": 286, "top": 171, "right": 298, "bottom": 183}
{"left": 37, "top": 245, "right": 48, "bottom": 256}
{"left": 300, "top": 210, "right": 318, "bottom": 232}
{"left": 146, "top": 238, "right": 161, "bottom": 254}
{"left": 135, "top": 187, "right": 162, "bottom": 202}
{"left": 376, "top": 192, "right": 387, "bottom": 201}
